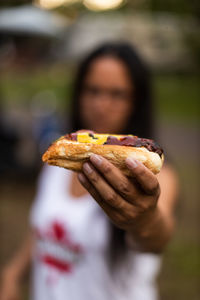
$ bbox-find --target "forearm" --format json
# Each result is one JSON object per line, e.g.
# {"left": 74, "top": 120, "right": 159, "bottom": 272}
{"left": 127, "top": 208, "right": 175, "bottom": 253}
{"left": 3, "top": 232, "right": 33, "bottom": 282}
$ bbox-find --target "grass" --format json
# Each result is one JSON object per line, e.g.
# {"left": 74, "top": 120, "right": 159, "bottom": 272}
{"left": 159, "top": 240, "right": 200, "bottom": 300}
{"left": 154, "top": 74, "right": 200, "bottom": 124}
{"left": 0, "top": 67, "right": 72, "bottom": 109}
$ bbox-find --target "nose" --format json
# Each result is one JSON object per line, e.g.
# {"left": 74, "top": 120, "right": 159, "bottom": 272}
{"left": 92, "top": 95, "right": 112, "bottom": 113}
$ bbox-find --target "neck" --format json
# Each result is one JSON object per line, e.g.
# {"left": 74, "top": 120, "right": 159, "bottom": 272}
{"left": 69, "top": 172, "right": 88, "bottom": 198}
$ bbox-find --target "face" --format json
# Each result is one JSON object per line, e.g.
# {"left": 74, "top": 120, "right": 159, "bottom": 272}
{"left": 79, "top": 57, "right": 134, "bottom": 134}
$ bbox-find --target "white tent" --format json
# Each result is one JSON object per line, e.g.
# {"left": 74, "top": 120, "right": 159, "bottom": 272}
{"left": 0, "top": 5, "right": 69, "bottom": 38}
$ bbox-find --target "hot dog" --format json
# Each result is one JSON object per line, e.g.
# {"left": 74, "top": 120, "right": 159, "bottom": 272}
{"left": 42, "top": 130, "right": 164, "bottom": 175}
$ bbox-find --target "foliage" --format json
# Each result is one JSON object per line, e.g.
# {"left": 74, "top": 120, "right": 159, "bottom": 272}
{"left": 154, "top": 74, "right": 200, "bottom": 124}
{"left": 1, "top": 68, "right": 199, "bottom": 124}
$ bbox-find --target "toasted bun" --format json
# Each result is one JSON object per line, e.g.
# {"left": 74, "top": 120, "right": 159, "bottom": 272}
{"left": 42, "top": 138, "right": 164, "bottom": 175}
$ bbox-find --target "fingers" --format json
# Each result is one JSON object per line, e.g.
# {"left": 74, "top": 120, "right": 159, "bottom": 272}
{"left": 78, "top": 172, "right": 136, "bottom": 229}
{"left": 80, "top": 162, "right": 133, "bottom": 212}
{"left": 89, "top": 154, "right": 138, "bottom": 203}
{"left": 125, "top": 157, "right": 160, "bottom": 196}
{"left": 89, "top": 154, "right": 159, "bottom": 197}
{"left": 77, "top": 173, "right": 114, "bottom": 215}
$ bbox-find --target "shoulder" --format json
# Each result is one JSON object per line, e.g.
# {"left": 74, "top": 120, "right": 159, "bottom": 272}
{"left": 157, "top": 163, "right": 178, "bottom": 186}
{"left": 157, "top": 163, "right": 179, "bottom": 211}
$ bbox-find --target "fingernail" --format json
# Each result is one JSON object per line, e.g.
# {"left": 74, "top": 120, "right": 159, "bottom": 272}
{"left": 83, "top": 162, "right": 93, "bottom": 174}
{"left": 126, "top": 157, "right": 138, "bottom": 168}
{"left": 90, "top": 154, "right": 102, "bottom": 166}
{"left": 78, "top": 173, "right": 86, "bottom": 183}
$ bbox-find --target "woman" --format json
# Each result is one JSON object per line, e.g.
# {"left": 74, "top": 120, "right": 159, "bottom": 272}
{"left": 1, "top": 42, "right": 178, "bottom": 300}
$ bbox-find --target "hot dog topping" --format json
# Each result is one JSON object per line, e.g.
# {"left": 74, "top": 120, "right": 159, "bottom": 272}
{"left": 64, "top": 131, "right": 163, "bottom": 156}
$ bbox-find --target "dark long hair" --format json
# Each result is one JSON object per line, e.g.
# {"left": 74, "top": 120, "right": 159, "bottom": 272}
{"left": 69, "top": 42, "right": 154, "bottom": 266}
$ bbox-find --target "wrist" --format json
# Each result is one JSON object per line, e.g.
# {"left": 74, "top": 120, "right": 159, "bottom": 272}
{"left": 129, "top": 206, "right": 160, "bottom": 234}
{"left": 126, "top": 207, "right": 167, "bottom": 253}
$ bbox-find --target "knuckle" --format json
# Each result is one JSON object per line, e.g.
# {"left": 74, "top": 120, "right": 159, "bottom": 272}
{"left": 149, "top": 182, "right": 159, "bottom": 195}
{"left": 136, "top": 167, "right": 146, "bottom": 177}
{"left": 90, "top": 172, "right": 98, "bottom": 183}
{"left": 136, "top": 201, "right": 147, "bottom": 212}
{"left": 144, "top": 195, "right": 158, "bottom": 210}
{"left": 134, "top": 196, "right": 154, "bottom": 212}
{"left": 113, "top": 212, "right": 126, "bottom": 227}
{"left": 149, "top": 182, "right": 158, "bottom": 194}
{"left": 102, "top": 162, "right": 112, "bottom": 174}
{"left": 135, "top": 206, "right": 145, "bottom": 216}
{"left": 107, "top": 192, "right": 117, "bottom": 204}
{"left": 119, "top": 181, "right": 130, "bottom": 196}
{"left": 106, "top": 193, "right": 125, "bottom": 210}
{"left": 125, "top": 208, "right": 136, "bottom": 220}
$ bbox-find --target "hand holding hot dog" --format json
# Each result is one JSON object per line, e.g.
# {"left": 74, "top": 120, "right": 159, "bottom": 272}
{"left": 78, "top": 154, "right": 160, "bottom": 229}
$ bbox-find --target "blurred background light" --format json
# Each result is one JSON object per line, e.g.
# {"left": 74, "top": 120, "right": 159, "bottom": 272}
{"left": 36, "top": 0, "right": 66, "bottom": 9}
{"left": 83, "top": 0, "right": 124, "bottom": 11}
{"left": 35, "top": 0, "right": 80, "bottom": 9}
{"left": 35, "top": 0, "right": 124, "bottom": 10}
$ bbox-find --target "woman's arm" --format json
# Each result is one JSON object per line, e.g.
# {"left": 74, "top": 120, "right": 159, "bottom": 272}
{"left": 126, "top": 165, "right": 178, "bottom": 252}
{"left": 0, "top": 232, "right": 33, "bottom": 300}
{"left": 78, "top": 154, "right": 179, "bottom": 253}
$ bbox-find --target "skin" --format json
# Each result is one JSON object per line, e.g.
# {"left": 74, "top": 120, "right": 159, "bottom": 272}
{"left": 78, "top": 156, "right": 177, "bottom": 252}
{"left": 0, "top": 57, "right": 178, "bottom": 300}
{"left": 80, "top": 57, "right": 133, "bottom": 133}
{"left": 0, "top": 234, "right": 33, "bottom": 300}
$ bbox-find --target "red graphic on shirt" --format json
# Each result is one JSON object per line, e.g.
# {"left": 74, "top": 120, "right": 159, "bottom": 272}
{"left": 53, "top": 222, "right": 65, "bottom": 240}
{"left": 33, "top": 221, "right": 83, "bottom": 274}
{"left": 42, "top": 255, "right": 72, "bottom": 272}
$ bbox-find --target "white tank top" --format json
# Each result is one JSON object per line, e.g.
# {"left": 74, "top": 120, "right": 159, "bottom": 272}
{"left": 30, "top": 165, "right": 161, "bottom": 300}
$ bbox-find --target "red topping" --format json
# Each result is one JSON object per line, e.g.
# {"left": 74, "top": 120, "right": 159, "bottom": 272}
{"left": 64, "top": 133, "right": 77, "bottom": 141}
{"left": 64, "top": 131, "right": 163, "bottom": 157}
{"left": 105, "top": 136, "right": 163, "bottom": 156}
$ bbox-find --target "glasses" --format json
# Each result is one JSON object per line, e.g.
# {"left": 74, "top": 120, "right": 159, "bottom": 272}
{"left": 82, "top": 84, "right": 132, "bottom": 101}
